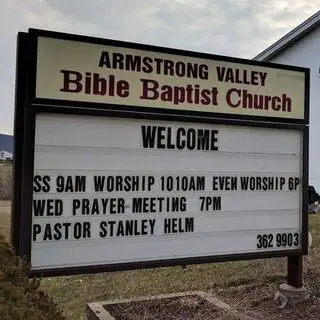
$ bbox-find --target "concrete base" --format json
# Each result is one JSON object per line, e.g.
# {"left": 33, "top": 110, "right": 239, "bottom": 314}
{"left": 86, "top": 302, "right": 115, "bottom": 320}
{"left": 274, "top": 283, "right": 311, "bottom": 308}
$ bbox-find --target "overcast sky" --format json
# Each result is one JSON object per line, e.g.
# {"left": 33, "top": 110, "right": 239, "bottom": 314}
{"left": 2, "top": 1, "right": 320, "bottom": 190}
{"left": 0, "top": 0, "right": 319, "bottom": 135}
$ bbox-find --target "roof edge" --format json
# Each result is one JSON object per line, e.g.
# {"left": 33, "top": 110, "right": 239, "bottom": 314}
{"left": 253, "top": 10, "right": 320, "bottom": 61}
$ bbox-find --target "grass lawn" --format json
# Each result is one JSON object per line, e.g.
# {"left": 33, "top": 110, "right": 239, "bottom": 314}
{"left": 0, "top": 164, "right": 12, "bottom": 199}
{"left": 0, "top": 164, "right": 12, "bottom": 241}
{"left": 0, "top": 201, "right": 10, "bottom": 241}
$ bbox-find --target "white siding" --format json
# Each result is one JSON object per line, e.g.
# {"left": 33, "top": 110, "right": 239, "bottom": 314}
{"left": 267, "top": 27, "right": 320, "bottom": 186}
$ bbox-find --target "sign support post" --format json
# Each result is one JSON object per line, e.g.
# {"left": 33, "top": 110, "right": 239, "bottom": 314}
{"left": 287, "top": 255, "right": 303, "bottom": 288}
{"left": 274, "top": 256, "right": 310, "bottom": 307}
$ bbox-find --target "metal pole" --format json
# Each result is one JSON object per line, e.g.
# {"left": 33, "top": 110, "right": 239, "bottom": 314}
{"left": 287, "top": 255, "right": 303, "bottom": 288}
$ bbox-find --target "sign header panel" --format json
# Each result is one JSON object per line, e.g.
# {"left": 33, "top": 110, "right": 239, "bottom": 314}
{"left": 32, "top": 32, "right": 308, "bottom": 122}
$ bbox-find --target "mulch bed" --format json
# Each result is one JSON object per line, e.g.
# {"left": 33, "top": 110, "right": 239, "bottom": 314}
{"left": 103, "top": 270, "right": 320, "bottom": 320}
{"left": 104, "top": 295, "right": 237, "bottom": 320}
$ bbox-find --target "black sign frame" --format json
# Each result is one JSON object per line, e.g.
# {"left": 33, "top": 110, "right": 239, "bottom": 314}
{"left": 11, "top": 29, "right": 310, "bottom": 277}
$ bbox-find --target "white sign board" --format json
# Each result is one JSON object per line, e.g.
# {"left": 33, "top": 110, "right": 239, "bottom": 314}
{"left": 31, "top": 113, "right": 303, "bottom": 271}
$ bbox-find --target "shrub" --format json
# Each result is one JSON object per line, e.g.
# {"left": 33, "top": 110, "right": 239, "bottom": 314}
{"left": 0, "top": 234, "right": 66, "bottom": 320}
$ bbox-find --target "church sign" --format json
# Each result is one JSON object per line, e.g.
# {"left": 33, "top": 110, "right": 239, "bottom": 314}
{"left": 12, "top": 28, "right": 309, "bottom": 276}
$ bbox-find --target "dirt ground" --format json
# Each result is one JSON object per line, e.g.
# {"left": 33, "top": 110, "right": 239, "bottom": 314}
{"left": 103, "top": 281, "right": 320, "bottom": 320}
{"left": 217, "top": 279, "right": 320, "bottom": 320}
{"left": 103, "top": 283, "right": 320, "bottom": 320}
